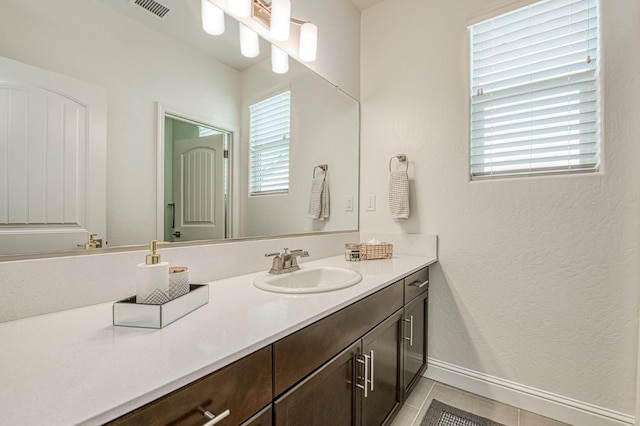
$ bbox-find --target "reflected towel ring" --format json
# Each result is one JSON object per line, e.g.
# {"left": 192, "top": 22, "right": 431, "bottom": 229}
{"left": 389, "top": 155, "right": 408, "bottom": 172}
{"left": 313, "top": 164, "right": 328, "bottom": 178}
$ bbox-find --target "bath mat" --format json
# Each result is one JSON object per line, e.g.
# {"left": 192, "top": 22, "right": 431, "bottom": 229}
{"left": 420, "top": 399, "right": 506, "bottom": 426}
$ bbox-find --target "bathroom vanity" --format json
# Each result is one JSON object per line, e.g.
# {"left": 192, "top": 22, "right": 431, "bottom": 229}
{"left": 0, "top": 254, "right": 435, "bottom": 425}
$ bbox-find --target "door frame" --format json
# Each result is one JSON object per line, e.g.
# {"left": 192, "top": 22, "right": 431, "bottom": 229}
{"left": 155, "top": 102, "right": 238, "bottom": 242}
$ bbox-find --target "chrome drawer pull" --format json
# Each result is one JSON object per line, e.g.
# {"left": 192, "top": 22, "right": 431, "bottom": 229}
{"left": 403, "top": 315, "right": 414, "bottom": 346}
{"left": 409, "top": 279, "right": 428, "bottom": 288}
{"left": 356, "top": 353, "right": 370, "bottom": 398}
{"left": 202, "top": 408, "right": 230, "bottom": 426}
{"left": 369, "top": 350, "right": 374, "bottom": 392}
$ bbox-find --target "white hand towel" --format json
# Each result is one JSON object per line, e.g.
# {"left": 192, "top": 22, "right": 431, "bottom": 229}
{"left": 389, "top": 170, "right": 409, "bottom": 221}
{"left": 308, "top": 170, "right": 330, "bottom": 220}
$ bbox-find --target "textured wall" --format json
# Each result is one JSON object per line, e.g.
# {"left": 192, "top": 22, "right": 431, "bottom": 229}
{"left": 360, "top": 0, "right": 640, "bottom": 416}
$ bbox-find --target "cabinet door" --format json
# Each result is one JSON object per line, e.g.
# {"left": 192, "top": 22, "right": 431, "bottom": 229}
{"left": 274, "top": 341, "right": 360, "bottom": 426}
{"left": 242, "top": 405, "right": 272, "bottom": 426}
{"left": 360, "top": 310, "right": 403, "bottom": 426}
{"left": 403, "top": 292, "right": 428, "bottom": 398}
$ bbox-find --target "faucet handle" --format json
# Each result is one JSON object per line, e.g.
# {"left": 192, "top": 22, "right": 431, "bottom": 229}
{"left": 265, "top": 252, "right": 281, "bottom": 257}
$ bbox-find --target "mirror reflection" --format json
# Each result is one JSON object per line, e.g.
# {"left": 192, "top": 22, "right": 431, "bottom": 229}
{"left": 0, "top": 0, "right": 359, "bottom": 257}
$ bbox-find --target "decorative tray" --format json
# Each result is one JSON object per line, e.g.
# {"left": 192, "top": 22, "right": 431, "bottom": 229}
{"left": 113, "top": 284, "right": 208, "bottom": 329}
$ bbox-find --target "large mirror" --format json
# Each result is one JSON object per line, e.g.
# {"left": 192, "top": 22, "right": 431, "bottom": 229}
{"left": 0, "top": 0, "right": 359, "bottom": 257}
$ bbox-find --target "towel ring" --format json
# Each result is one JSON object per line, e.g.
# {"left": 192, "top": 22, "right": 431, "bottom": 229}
{"left": 313, "top": 164, "right": 328, "bottom": 178}
{"left": 389, "top": 155, "right": 408, "bottom": 172}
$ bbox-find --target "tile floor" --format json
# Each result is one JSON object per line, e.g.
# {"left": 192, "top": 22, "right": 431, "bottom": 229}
{"left": 391, "top": 378, "right": 571, "bottom": 426}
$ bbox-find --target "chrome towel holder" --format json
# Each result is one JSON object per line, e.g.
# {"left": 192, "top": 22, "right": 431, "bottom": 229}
{"left": 313, "top": 164, "right": 328, "bottom": 177}
{"left": 389, "top": 154, "right": 408, "bottom": 171}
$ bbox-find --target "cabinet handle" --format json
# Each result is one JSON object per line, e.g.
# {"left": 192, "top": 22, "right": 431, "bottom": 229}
{"left": 201, "top": 408, "right": 230, "bottom": 426}
{"left": 404, "top": 315, "right": 414, "bottom": 346}
{"left": 369, "top": 350, "right": 374, "bottom": 392}
{"left": 409, "top": 279, "right": 429, "bottom": 288}
{"left": 356, "top": 353, "right": 370, "bottom": 398}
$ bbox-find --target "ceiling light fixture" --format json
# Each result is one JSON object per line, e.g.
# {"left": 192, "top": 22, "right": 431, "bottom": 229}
{"left": 239, "top": 23, "right": 260, "bottom": 58}
{"left": 200, "top": 0, "right": 319, "bottom": 73}
{"left": 271, "top": 45, "right": 289, "bottom": 74}
{"left": 252, "top": 0, "right": 318, "bottom": 63}
{"left": 201, "top": 0, "right": 225, "bottom": 36}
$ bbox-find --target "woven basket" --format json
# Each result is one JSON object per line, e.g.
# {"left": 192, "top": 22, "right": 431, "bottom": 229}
{"left": 360, "top": 242, "right": 393, "bottom": 260}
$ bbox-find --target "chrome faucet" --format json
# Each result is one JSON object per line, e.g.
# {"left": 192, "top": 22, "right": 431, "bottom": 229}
{"left": 265, "top": 248, "right": 310, "bottom": 274}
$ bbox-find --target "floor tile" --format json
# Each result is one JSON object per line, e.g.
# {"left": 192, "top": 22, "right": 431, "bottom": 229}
{"left": 392, "top": 403, "right": 420, "bottom": 426}
{"left": 405, "top": 378, "right": 436, "bottom": 409}
{"left": 519, "top": 409, "right": 571, "bottom": 426}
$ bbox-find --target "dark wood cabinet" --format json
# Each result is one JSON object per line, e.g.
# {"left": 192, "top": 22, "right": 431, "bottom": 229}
{"left": 402, "top": 267, "right": 429, "bottom": 399}
{"left": 274, "top": 311, "right": 403, "bottom": 426}
{"left": 110, "top": 264, "right": 432, "bottom": 426}
{"left": 274, "top": 341, "right": 360, "bottom": 426}
{"left": 360, "top": 310, "right": 403, "bottom": 426}
{"left": 241, "top": 405, "right": 273, "bottom": 426}
{"left": 108, "top": 346, "right": 272, "bottom": 426}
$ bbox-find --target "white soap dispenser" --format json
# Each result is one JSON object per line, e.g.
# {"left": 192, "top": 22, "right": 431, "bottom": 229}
{"left": 136, "top": 240, "right": 170, "bottom": 304}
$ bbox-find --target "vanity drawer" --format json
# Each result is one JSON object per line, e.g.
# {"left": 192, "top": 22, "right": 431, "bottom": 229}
{"left": 109, "top": 346, "right": 272, "bottom": 426}
{"left": 273, "top": 280, "right": 403, "bottom": 396}
{"left": 404, "top": 267, "right": 429, "bottom": 303}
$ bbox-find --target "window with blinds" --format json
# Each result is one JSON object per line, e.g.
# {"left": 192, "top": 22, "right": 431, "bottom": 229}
{"left": 469, "top": 0, "right": 599, "bottom": 179}
{"left": 249, "top": 91, "right": 291, "bottom": 195}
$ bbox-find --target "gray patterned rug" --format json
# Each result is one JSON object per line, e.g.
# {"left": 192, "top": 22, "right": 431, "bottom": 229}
{"left": 420, "top": 400, "right": 506, "bottom": 426}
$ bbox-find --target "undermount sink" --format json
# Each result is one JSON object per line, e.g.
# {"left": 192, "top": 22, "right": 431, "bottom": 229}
{"left": 253, "top": 266, "right": 363, "bottom": 294}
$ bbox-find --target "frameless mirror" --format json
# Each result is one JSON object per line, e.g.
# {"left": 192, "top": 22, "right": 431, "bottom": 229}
{"left": 0, "top": 0, "right": 359, "bottom": 258}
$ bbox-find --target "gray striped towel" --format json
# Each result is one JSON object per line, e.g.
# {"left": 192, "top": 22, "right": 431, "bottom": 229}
{"left": 308, "top": 169, "right": 330, "bottom": 220}
{"left": 389, "top": 170, "right": 409, "bottom": 220}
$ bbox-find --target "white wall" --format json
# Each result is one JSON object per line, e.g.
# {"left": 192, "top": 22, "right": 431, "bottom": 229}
{"left": 0, "top": 0, "right": 242, "bottom": 248}
{"left": 238, "top": 58, "right": 359, "bottom": 238}
{"left": 361, "top": 0, "right": 640, "bottom": 419}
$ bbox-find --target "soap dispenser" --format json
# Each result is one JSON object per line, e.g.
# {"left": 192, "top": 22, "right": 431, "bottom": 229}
{"left": 136, "top": 240, "right": 170, "bottom": 304}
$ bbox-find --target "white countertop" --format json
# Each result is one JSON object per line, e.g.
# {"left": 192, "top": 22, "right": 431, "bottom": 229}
{"left": 0, "top": 254, "right": 436, "bottom": 425}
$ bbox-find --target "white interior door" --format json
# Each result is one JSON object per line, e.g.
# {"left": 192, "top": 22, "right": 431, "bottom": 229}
{"left": 173, "top": 135, "right": 225, "bottom": 241}
{"left": 0, "top": 55, "right": 107, "bottom": 255}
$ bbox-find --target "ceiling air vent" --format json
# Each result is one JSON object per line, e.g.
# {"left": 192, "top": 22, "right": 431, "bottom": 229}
{"left": 130, "top": 0, "right": 171, "bottom": 19}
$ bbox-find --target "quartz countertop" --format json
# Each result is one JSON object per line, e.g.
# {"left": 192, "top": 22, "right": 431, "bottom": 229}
{"left": 0, "top": 254, "right": 436, "bottom": 425}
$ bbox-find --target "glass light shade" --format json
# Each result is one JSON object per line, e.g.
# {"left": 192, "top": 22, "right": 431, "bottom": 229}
{"left": 271, "top": 45, "right": 289, "bottom": 74}
{"left": 228, "top": 0, "right": 251, "bottom": 18}
{"left": 201, "top": 0, "right": 225, "bottom": 36}
{"left": 239, "top": 23, "right": 260, "bottom": 58}
{"left": 299, "top": 22, "right": 318, "bottom": 62}
{"left": 270, "top": 0, "right": 291, "bottom": 41}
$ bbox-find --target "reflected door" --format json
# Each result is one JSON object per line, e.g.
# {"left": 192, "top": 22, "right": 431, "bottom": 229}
{"left": 173, "top": 135, "right": 225, "bottom": 241}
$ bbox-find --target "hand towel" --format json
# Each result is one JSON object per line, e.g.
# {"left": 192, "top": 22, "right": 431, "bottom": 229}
{"left": 389, "top": 170, "right": 409, "bottom": 220}
{"left": 308, "top": 170, "right": 330, "bottom": 220}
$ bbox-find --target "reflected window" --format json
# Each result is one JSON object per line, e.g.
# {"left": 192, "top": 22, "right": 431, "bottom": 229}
{"left": 249, "top": 91, "right": 291, "bottom": 195}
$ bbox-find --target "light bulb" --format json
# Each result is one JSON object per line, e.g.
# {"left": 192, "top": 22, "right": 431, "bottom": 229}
{"left": 239, "top": 23, "right": 259, "bottom": 58}
{"left": 271, "top": 45, "right": 289, "bottom": 74}
{"left": 228, "top": 0, "right": 251, "bottom": 18}
{"left": 270, "top": 0, "right": 291, "bottom": 42}
{"left": 299, "top": 22, "right": 317, "bottom": 62}
{"left": 201, "top": 0, "right": 225, "bottom": 36}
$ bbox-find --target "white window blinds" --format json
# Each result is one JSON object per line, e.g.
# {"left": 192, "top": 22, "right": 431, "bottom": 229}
{"left": 249, "top": 91, "right": 291, "bottom": 195}
{"left": 469, "top": 0, "right": 599, "bottom": 179}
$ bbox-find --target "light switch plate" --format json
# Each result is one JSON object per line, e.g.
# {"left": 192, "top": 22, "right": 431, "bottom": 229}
{"left": 345, "top": 197, "right": 353, "bottom": 212}
{"left": 366, "top": 195, "right": 376, "bottom": 211}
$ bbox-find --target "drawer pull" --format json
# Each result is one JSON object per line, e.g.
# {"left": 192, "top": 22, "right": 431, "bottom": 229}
{"left": 356, "top": 353, "right": 370, "bottom": 398}
{"left": 409, "top": 279, "right": 428, "bottom": 288}
{"left": 403, "top": 315, "right": 414, "bottom": 346}
{"left": 201, "top": 408, "right": 230, "bottom": 426}
{"left": 369, "top": 350, "right": 374, "bottom": 392}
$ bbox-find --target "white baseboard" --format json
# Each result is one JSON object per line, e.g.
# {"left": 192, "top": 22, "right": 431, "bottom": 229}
{"left": 425, "top": 358, "right": 634, "bottom": 426}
